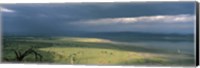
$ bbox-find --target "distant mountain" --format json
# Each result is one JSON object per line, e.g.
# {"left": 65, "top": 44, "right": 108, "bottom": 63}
{"left": 4, "top": 31, "right": 194, "bottom": 42}
{"left": 80, "top": 31, "right": 194, "bottom": 42}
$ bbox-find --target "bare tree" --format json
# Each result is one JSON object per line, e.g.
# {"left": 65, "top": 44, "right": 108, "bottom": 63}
{"left": 12, "top": 47, "right": 43, "bottom": 62}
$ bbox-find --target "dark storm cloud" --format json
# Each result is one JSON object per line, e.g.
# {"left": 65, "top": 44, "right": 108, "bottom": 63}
{"left": 2, "top": 2, "right": 195, "bottom": 20}
{"left": 1, "top": 2, "right": 196, "bottom": 35}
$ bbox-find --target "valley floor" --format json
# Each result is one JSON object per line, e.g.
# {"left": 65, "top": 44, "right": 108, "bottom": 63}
{"left": 2, "top": 37, "right": 195, "bottom": 66}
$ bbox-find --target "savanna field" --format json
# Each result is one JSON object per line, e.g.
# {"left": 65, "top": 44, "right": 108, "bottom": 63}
{"left": 1, "top": 2, "right": 196, "bottom": 66}
{"left": 2, "top": 36, "right": 195, "bottom": 66}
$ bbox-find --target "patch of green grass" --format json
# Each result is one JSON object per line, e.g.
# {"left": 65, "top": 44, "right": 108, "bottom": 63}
{"left": 39, "top": 47, "right": 150, "bottom": 64}
{"left": 2, "top": 37, "right": 195, "bottom": 65}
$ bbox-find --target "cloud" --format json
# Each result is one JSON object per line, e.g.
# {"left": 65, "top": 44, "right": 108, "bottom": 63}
{"left": 72, "top": 14, "right": 194, "bottom": 25}
{"left": 2, "top": 2, "right": 195, "bottom": 35}
{"left": 0, "top": 7, "right": 15, "bottom": 13}
{"left": 69, "top": 14, "right": 194, "bottom": 34}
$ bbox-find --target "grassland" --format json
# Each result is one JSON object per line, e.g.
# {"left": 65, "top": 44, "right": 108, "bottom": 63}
{"left": 2, "top": 37, "right": 195, "bottom": 66}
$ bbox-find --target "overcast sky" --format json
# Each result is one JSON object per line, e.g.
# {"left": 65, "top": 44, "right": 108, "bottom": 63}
{"left": 1, "top": 2, "right": 196, "bottom": 35}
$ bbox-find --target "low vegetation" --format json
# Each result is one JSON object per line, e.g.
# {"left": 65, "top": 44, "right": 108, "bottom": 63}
{"left": 2, "top": 37, "right": 195, "bottom": 66}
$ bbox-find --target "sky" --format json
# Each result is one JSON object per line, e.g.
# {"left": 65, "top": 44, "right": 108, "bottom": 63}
{"left": 0, "top": 2, "right": 196, "bottom": 36}
{"left": 0, "top": 0, "right": 190, "bottom": 3}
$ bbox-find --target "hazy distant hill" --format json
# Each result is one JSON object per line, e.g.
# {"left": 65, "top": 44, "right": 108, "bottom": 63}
{"left": 4, "top": 31, "right": 194, "bottom": 42}
{"left": 80, "top": 32, "right": 194, "bottom": 42}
